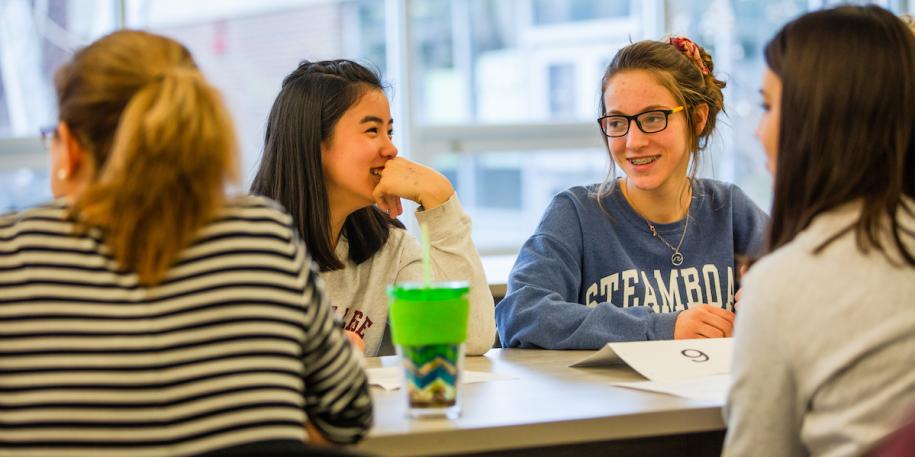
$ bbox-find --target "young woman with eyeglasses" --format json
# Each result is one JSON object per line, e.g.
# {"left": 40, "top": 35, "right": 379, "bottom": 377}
{"left": 495, "top": 37, "right": 768, "bottom": 349}
{"left": 0, "top": 31, "right": 371, "bottom": 454}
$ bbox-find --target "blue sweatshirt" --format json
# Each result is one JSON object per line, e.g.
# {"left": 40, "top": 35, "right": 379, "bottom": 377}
{"left": 496, "top": 179, "right": 768, "bottom": 349}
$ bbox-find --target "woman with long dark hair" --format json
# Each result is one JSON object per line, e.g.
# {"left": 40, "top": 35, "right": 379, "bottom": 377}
{"left": 251, "top": 60, "right": 495, "bottom": 356}
{"left": 724, "top": 6, "right": 915, "bottom": 456}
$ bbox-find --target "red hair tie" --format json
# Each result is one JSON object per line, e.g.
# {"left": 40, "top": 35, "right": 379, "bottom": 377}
{"left": 669, "top": 36, "right": 710, "bottom": 75}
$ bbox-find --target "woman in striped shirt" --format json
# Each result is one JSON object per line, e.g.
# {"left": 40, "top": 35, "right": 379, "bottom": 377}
{"left": 0, "top": 30, "right": 372, "bottom": 455}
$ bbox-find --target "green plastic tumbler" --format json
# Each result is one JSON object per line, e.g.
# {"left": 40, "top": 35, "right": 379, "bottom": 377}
{"left": 388, "top": 281, "right": 470, "bottom": 419}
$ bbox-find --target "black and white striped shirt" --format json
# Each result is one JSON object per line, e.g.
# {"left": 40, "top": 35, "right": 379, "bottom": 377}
{"left": 0, "top": 196, "right": 372, "bottom": 456}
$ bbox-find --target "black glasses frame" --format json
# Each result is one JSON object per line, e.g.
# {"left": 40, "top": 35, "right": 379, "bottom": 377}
{"left": 597, "top": 106, "right": 685, "bottom": 138}
{"left": 40, "top": 125, "right": 57, "bottom": 150}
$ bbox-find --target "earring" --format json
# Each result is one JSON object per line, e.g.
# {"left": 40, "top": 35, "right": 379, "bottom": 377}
{"left": 56, "top": 169, "right": 69, "bottom": 180}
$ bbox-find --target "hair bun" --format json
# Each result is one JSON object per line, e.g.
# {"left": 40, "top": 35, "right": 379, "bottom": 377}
{"left": 669, "top": 36, "right": 710, "bottom": 75}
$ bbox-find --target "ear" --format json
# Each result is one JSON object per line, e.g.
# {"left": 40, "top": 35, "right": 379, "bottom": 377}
{"left": 57, "top": 121, "right": 89, "bottom": 177}
{"left": 692, "top": 103, "right": 710, "bottom": 136}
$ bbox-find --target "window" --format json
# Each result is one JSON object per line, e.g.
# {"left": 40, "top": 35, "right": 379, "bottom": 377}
{"left": 410, "top": 0, "right": 650, "bottom": 248}
{"left": 532, "top": 0, "right": 630, "bottom": 25}
{"left": 663, "top": 0, "right": 810, "bottom": 212}
{"left": 125, "top": 0, "right": 387, "bottom": 181}
{"left": 433, "top": 147, "right": 607, "bottom": 252}
{"left": 411, "top": 0, "right": 643, "bottom": 124}
{"left": 0, "top": 0, "right": 118, "bottom": 210}
{"left": 547, "top": 63, "right": 576, "bottom": 118}
{"left": 2, "top": 0, "right": 912, "bottom": 256}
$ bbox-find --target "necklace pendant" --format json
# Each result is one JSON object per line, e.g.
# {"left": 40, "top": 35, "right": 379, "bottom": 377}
{"left": 671, "top": 252, "right": 684, "bottom": 266}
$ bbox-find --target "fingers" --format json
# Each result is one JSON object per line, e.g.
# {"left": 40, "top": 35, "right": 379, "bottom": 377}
{"left": 703, "top": 304, "right": 735, "bottom": 323}
{"left": 696, "top": 323, "right": 726, "bottom": 338}
{"left": 697, "top": 305, "right": 734, "bottom": 337}
{"left": 372, "top": 194, "right": 402, "bottom": 219}
{"left": 373, "top": 162, "right": 408, "bottom": 218}
{"left": 676, "top": 319, "right": 711, "bottom": 340}
{"left": 344, "top": 330, "right": 366, "bottom": 353}
{"left": 386, "top": 196, "right": 402, "bottom": 218}
{"left": 374, "top": 157, "right": 417, "bottom": 203}
{"left": 372, "top": 186, "right": 394, "bottom": 218}
{"left": 674, "top": 304, "right": 735, "bottom": 339}
{"left": 385, "top": 156, "right": 419, "bottom": 175}
{"left": 375, "top": 156, "right": 453, "bottom": 209}
{"left": 372, "top": 171, "right": 405, "bottom": 219}
{"left": 699, "top": 314, "right": 732, "bottom": 337}
{"left": 372, "top": 185, "right": 388, "bottom": 213}
{"left": 674, "top": 310, "right": 699, "bottom": 339}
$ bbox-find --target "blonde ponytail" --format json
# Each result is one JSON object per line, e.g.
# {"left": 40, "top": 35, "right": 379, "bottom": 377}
{"left": 55, "top": 30, "right": 238, "bottom": 285}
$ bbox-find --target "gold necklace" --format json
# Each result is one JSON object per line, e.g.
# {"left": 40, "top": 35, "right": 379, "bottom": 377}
{"left": 622, "top": 180, "right": 691, "bottom": 267}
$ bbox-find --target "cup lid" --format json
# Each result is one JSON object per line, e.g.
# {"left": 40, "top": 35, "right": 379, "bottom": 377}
{"left": 387, "top": 281, "right": 470, "bottom": 301}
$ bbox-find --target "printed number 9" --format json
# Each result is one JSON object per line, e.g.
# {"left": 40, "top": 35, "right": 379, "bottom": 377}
{"left": 681, "top": 349, "right": 709, "bottom": 363}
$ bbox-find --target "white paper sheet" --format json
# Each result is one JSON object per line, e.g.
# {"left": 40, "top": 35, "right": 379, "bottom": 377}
{"left": 571, "top": 338, "right": 733, "bottom": 381}
{"left": 609, "top": 374, "right": 731, "bottom": 403}
{"left": 367, "top": 367, "right": 518, "bottom": 391}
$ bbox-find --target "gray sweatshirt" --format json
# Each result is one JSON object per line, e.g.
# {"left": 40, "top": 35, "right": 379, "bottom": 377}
{"left": 321, "top": 195, "right": 496, "bottom": 356}
{"left": 724, "top": 200, "right": 915, "bottom": 457}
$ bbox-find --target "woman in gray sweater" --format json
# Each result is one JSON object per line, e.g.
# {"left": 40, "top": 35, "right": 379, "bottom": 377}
{"left": 250, "top": 60, "right": 495, "bottom": 356}
{"left": 723, "top": 5, "right": 915, "bottom": 456}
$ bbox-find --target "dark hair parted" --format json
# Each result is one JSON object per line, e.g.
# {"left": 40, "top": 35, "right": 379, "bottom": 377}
{"left": 250, "top": 59, "right": 403, "bottom": 272}
{"left": 764, "top": 5, "right": 915, "bottom": 266}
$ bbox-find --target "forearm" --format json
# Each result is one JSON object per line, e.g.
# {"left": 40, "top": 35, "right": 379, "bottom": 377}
{"left": 463, "top": 269, "right": 496, "bottom": 355}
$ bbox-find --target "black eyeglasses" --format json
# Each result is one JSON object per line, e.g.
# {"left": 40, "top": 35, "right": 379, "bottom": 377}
{"left": 40, "top": 125, "right": 57, "bottom": 150}
{"left": 597, "top": 106, "right": 685, "bottom": 138}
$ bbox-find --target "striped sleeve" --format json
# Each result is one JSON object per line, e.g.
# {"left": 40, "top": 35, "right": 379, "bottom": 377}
{"left": 293, "top": 236, "right": 373, "bottom": 444}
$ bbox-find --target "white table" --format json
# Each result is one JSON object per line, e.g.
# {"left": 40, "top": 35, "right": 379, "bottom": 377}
{"left": 354, "top": 349, "right": 726, "bottom": 456}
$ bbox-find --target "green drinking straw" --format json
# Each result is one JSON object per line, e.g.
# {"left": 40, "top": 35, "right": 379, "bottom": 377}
{"left": 420, "top": 222, "right": 432, "bottom": 287}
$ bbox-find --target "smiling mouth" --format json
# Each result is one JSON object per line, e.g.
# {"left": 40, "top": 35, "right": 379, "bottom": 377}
{"left": 370, "top": 168, "right": 383, "bottom": 176}
{"left": 628, "top": 156, "right": 660, "bottom": 166}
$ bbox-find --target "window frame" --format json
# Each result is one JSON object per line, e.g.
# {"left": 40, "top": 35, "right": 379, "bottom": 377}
{"left": 2, "top": 0, "right": 913, "bottom": 253}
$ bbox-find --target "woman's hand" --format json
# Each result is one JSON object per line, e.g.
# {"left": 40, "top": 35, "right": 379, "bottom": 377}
{"left": 344, "top": 330, "right": 366, "bottom": 353}
{"left": 372, "top": 157, "right": 454, "bottom": 218}
{"left": 674, "top": 304, "right": 735, "bottom": 339}
{"left": 305, "top": 421, "right": 331, "bottom": 446}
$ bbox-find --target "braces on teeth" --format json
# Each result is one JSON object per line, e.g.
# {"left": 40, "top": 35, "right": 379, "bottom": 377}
{"left": 630, "top": 157, "right": 657, "bottom": 165}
